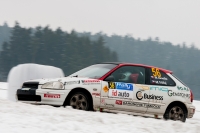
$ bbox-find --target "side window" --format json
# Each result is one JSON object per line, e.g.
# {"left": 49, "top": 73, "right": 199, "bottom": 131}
{"left": 105, "top": 66, "right": 145, "bottom": 84}
{"left": 149, "top": 68, "right": 175, "bottom": 86}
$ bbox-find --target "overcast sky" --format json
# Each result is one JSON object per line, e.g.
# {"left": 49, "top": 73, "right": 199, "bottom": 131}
{"left": 0, "top": 0, "right": 200, "bottom": 48}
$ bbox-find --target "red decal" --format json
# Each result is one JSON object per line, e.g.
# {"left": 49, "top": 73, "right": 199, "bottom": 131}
{"left": 44, "top": 94, "right": 60, "bottom": 98}
{"left": 112, "top": 90, "right": 118, "bottom": 96}
{"left": 101, "top": 99, "right": 105, "bottom": 104}
{"left": 83, "top": 80, "right": 100, "bottom": 83}
{"left": 92, "top": 93, "right": 100, "bottom": 96}
{"left": 115, "top": 100, "right": 122, "bottom": 105}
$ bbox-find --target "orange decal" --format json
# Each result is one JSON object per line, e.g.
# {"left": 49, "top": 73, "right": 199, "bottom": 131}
{"left": 136, "top": 85, "right": 150, "bottom": 90}
{"left": 103, "top": 85, "right": 109, "bottom": 93}
{"left": 151, "top": 68, "right": 161, "bottom": 77}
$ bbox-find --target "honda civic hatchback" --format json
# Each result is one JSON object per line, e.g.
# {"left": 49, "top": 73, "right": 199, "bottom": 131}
{"left": 17, "top": 62, "right": 195, "bottom": 122}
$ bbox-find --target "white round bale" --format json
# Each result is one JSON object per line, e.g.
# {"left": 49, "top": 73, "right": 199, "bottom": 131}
{"left": 7, "top": 63, "right": 65, "bottom": 102}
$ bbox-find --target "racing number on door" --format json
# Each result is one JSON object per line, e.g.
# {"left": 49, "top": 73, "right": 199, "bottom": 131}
{"left": 151, "top": 68, "right": 161, "bottom": 77}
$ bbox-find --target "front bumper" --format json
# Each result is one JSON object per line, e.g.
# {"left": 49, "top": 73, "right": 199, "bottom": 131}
{"left": 17, "top": 88, "right": 41, "bottom": 101}
{"left": 17, "top": 88, "right": 70, "bottom": 106}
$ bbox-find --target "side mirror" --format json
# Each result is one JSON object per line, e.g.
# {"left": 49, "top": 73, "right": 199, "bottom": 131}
{"left": 104, "top": 75, "right": 114, "bottom": 81}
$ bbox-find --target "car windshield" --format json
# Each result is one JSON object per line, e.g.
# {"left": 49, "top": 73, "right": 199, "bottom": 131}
{"left": 69, "top": 64, "right": 118, "bottom": 79}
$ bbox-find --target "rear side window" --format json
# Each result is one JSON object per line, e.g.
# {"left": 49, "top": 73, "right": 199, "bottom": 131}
{"left": 171, "top": 74, "right": 188, "bottom": 87}
{"left": 149, "top": 68, "right": 176, "bottom": 86}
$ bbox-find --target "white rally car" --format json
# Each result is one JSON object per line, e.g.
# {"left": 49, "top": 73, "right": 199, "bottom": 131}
{"left": 16, "top": 62, "right": 195, "bottom": 122}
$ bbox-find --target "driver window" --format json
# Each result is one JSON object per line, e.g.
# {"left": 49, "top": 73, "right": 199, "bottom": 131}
{"left": 105, "top": 66, "right": 145, "bottom": 84}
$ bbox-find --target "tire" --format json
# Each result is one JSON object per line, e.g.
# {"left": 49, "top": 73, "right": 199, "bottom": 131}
{"left": 67, "top": 91, "right": 91, "bottom": 111}
{"left": 164, "top": 104, "right": 187, "bottom": 122}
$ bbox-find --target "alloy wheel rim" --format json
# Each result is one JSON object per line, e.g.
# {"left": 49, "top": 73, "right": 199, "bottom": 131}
{"left": 70, "top": 94, "right": 88, "bottom": 110}
{"left": 169, "top": 106, "right": 184, "bottom": 121}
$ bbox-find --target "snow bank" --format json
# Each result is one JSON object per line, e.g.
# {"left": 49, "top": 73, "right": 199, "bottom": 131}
{"left": 7, "top": 64, "right": 64, "bottom": 102}
{"left": 0, "top": 89, "right": 199, "bottom": 133}
{"left": 0, "top": 82, "right": 8, "bottom": 99}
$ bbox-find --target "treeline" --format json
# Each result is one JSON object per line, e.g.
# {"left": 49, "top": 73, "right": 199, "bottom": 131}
{"left": 0, "top": 23, "right": 11, "bottom": 50}
{"left": 0, "top": 23, "right": 200, "bottom": 99}
{"left": 0, "top": 22, "right": 118, "bottom": 80}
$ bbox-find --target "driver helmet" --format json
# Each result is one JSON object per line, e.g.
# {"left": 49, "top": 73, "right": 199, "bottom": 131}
{"left": 119, "top": 71, "right": 132, "bottom": 81}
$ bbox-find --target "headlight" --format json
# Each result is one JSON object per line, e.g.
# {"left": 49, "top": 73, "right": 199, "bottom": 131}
{"left": 41, "top": 81, "right": 64, "bottom": 90}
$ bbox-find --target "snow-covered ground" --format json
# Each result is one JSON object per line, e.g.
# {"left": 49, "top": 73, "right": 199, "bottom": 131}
{"left": 0, "top": 87, "right": 200, "bottom": 133}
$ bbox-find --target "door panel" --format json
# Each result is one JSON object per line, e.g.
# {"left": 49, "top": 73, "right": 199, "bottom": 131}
{"left": 100, "top": 82, "right": 150, "bottom": 113}
{"left": 146, "top": 85, "right": 169, "bottom": 114}
{"left": 101, "top": 65, "right": 148, "bottom": 113}
{"left": 129, "top": 84, "right": 150, "bottom": 113}
{"left": 146, "top": 68, "right": 176, "bottom": 114}
{"left": 100, "top": 81, "right": 134, "bottom": 110}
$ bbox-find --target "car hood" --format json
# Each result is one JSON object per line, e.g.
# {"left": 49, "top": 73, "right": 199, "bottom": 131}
{"left": 24, "top": 76, "right": 96, "bottom": 84}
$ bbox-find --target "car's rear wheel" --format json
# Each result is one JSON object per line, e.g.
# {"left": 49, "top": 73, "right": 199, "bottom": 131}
{"left": 68, "top": 92, "right": 90, "bottom": 111}
{"left": 164, "top": 104, "right": 187, "bottom": 122}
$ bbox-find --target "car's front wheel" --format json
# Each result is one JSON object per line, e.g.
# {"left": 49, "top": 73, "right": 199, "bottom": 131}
{"left": 164, "top": 104, "right": 187, "bottom": 122}
{"left": 68, "top": 92, "right": 90, "bottom": 111}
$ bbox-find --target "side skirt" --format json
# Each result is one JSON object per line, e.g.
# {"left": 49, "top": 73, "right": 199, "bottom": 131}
{"left": 99, "top": 108, "right": 164, "bottom": 119}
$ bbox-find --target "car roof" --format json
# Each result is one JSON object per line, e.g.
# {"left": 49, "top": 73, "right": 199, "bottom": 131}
{"left": 99, "top": 62, "right": 172, "bottom": 73}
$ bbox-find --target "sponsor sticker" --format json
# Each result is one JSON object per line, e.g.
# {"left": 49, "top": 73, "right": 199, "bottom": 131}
{"left": 101, "top": 99, "right": 105, "bottom": 104}
{"left": 136, "top": 91, "right": 143, "bottom": 100}
{"left": 152, "top": 80, "right": 167, "bottom": 85}
{"left": 108, "top": 82, "right": 116, "bottom": 89}
{"left": 92, "top": 93, "right": 100, "bottom": 96}
{"left": 177, "top": 86, "right": 189, "bottom": 91}
{"left": 93, "top": 88, "right": 97, "bottom": 91}
{"left": 44, "top": 94, "right": 60, "bottom": 98}
{"left": 151, "top": 76, "right": 168, "bottom": 80}
{"left": 123, "top": 101, "right": 143, "bottom": 107}
{"left": 136, "top": 85, "right": 150, "bottom": 90}
{"left": 104, "top": 103, "right": 114, "bottom": 107}
{"left": 108, "top": 82, "right": 133, "bottom": 91}
{"left": 150, "top": 86, "right": 168, "bottom": 92}
{"left": 82, "top": 80, "right": 100, "bottom": 85}
{"left": 136, "top": 91, "right": 163, "bottom": 100}
{"left": 115, "top": 82, "right": 133, "bottom": 91}
{"left": 109, "top": 89, "right": 133, "bottom": 99}
{"left": 123, "top": 101, "right": 161, "bottom": 109}
{"left": 168, "top": 90, "right": 190, "bottom": 98}
{"left": 65, "top": 80, "right": 80, "bottom": 85}
{"left": 101, "top": 96, "right": 108, "bottom": 98}
{"left": 115, "top": 100, "right": 122, "bottom": 105}
{"left": 103, "top": 85, "right": 109, "bottom": 93}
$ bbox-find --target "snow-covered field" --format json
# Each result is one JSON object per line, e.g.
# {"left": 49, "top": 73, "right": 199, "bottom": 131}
{"left": 0, "top": 87, "right": 200, "bottom": 133}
